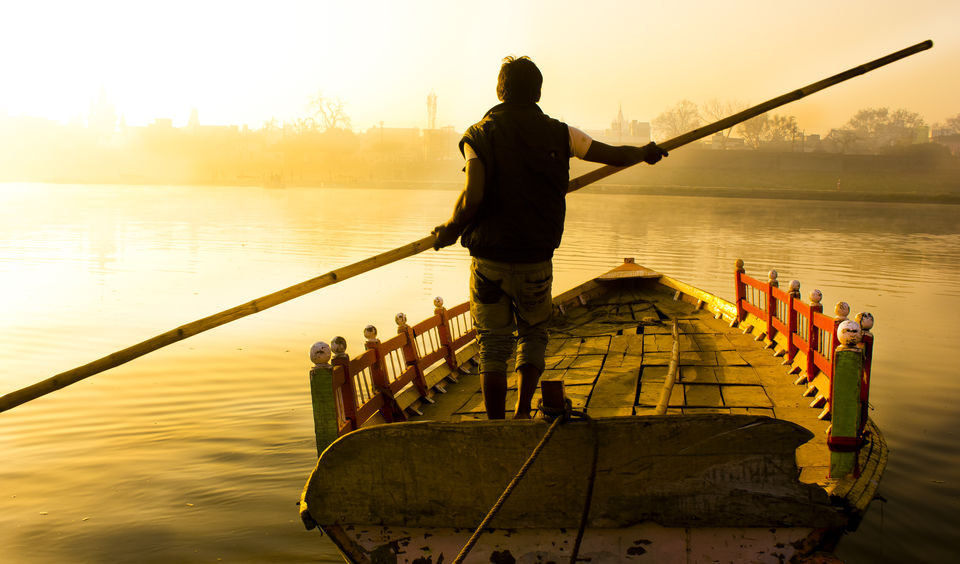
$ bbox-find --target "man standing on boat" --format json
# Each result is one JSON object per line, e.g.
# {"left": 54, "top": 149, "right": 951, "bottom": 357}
{"left": 432, "top": 55, "right": 668, "bottom": 419}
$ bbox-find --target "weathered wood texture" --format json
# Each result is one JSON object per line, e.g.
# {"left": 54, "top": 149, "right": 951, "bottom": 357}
{"left": 308, "top": 365, "right": 340, "bottom": 455}
{"left": 327, "top": 522, "right": 818, "bottom": 564}
{"left": 301, "top": 415, "right": 844, "bottom": 530}
{"left": 304, "top": 260, "right": 886, "bottom": 543}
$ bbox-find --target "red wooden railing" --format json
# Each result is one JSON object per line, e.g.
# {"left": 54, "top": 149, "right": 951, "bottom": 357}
{"left": 734, "top": 262, "right": 871, "bottom": 423}
{"left": 329, "top": 298, "right": 476, "bottom": 435}
{"left": 811, "top": 312, "right": 841, "bottom": 378}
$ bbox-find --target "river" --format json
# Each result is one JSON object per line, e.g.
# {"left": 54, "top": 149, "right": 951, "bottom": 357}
{"left": 1, "top": 182, "right": 958, "bottom": 563}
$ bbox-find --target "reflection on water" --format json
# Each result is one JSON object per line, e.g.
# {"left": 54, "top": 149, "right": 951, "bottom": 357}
{"left": 1, "top": 183, "right": 958, "bottom": 563}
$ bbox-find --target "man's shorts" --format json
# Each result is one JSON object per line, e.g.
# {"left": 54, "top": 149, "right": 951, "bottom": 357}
{"left": 469, "top": 257, "right": 553, "bottom": 373}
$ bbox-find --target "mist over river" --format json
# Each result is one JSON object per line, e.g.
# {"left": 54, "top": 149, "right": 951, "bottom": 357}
{"left": 1, "top": 183, "right": 958, "bottom": 563}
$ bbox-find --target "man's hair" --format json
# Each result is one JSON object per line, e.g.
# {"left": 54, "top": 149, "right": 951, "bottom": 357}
{"left": 497, "top": 56, "right": 542, "bottom": 103}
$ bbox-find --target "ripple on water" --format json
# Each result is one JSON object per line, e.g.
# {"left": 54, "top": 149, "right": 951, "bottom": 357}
{"left": 1, "top": 185, "right": 958, "bottom": 563}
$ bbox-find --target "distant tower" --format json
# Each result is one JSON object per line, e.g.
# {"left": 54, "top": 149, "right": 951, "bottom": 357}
{"left": 427, "top": 91, "right": 437, "bottom": 130}
{"left": 615, "top": 103, "right": 625, "bottom": 139}
{"left": 188, "top": 108, "right": 200, "bottom": 133}
{"left": 88, "top": 87, "right": 116, "bottom": 140}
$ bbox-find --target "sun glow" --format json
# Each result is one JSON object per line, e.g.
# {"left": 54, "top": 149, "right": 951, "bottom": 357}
{"left": 0, "top": 1, "right": 957, "bottom": 135}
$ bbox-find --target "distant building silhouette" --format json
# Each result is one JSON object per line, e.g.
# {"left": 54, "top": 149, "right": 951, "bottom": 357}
{"left": 87, "top": 88, "right": 117, "bottom": 144}
{"left": 427, "top": 91, "right": 437, "bottom": 130}
{"left": 600, "top": 104, "right": 651, "bottom": 145}
{"left": 188, "top": 108, "right": 200, "bottom": 133}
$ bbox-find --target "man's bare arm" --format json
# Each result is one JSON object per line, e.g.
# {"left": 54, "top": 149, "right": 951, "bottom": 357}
{"left": 432, "top": 158, "right": 485, "bottom": 249}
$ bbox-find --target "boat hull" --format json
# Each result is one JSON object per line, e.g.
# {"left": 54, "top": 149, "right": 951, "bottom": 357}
{"left": 324, "top": 522, "right": 823, "bottom": 563}
{"left": 301, "top": 416, "right": 847, "bottom": 563}
{"left": 300, "top": 263, "right": 886, "bottom": 563}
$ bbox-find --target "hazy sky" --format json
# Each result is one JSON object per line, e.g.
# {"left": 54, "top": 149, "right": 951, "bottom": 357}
{"left": 1, "top": 0, "right": 956, "bottom": 137}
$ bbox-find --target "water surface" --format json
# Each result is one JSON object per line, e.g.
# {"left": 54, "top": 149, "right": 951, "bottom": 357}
{"left": 1, "top": 183, "right": 958, "bottom": 562}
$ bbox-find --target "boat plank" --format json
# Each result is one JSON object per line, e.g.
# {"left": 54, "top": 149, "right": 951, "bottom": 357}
{"left": 641, "top": 365, "right": 670, "bottom": 383}
{"left": 558, "top": 366, "right": 602, "bottom": 386}
{"left": 715, "top": 350, "right": 749, "bottom": 365}
{"left": 588, "top": 367, "right": 640, "bottom": 410}
{"left": 737, "top": 348, "right": 786, "bottom": 367}
{"left": 578, "top": 336, "right": 612, "bottom": 355}
{"left": 642, "top": 323, "right": 675, "bottom": 335}
{"left": 645, "top": 334, "right": 669, "bottom": 352}
{"left": 684, "top": 384, "right": 724, "bottom": 407}
{"left": 795, "top": 435, "right": 830, "bottom": 469}
{"left": 637, "top": 380, "right": 684, "bottom": 407}
{"left": 677, "top": 319, "right": 718, "bottom": 334}
{"left": 569, "top": 354, "right": 605, "bottom": 369}
{"left": 644, "top": 351, "right": 721, "bottom": 366}
{"left": 679, "top": 366, "right": 720, "bottom": 384}
{"left": 799, "top": 465, "right": 830, "bottom": 486}
{"left": 546, "top": 338, "right": 583, "bottom": 357}
{"left": 682, "top": 407, "right": 732, "bottom": 414}
{"left": 635, "top": 406, "right": 682, "bottom": 415}
{"left": 588, "top": 406, "right": 635, "bottom": 417}
{"left": 609, "top": 333, "right": 640, "bottom": 355}
{"left": 720, "top": 385, "right": 773, "bottom": 408}
{"left": 602, "top": 351, "right": 638, "bottom": 370}
{"left": 714, "top": 366, "right": 762, "bottom": 385}
{"left": 729, "top": 407, "right": 775, "bottom": 417}
{"left": 651, "top": 299, "right": 699, "bottom": 318}
{"left": 641, "top": 352, "right": 674, "bottom": 366}
{"left": 693, "top": 334, "right": 736, "bottom": 351}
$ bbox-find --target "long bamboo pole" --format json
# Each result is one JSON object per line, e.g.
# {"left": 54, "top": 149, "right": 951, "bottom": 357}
{"left": 0, "top": 39, "right": 932, "bottom": 414}
{"left": 0, "top": 236, "right": 436, "bottom": 413}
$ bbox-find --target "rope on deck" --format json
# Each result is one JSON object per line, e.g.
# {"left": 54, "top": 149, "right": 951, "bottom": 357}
{"left": 452, "top": 401, "right": 596, "bottom": 564}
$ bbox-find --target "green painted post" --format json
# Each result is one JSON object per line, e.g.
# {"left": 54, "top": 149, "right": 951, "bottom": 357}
{"left": 308, "top": 341, "right": 340, "bottom": 456}
{"left": 828, "top": 321, "right": 864, "bottom": 478}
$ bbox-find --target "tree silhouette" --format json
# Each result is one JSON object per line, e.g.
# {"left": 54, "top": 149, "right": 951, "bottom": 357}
{"left": 309, "top": 93, "right": 351, "bottom": 131}
{"left": 652, "top": 100, "right": 700, "bottom": 139}
{"left": 701, "top": 99, "right": 746, "bottom": 148}
{"left": 844, "top": 107, "right": 925, "bottom": 150}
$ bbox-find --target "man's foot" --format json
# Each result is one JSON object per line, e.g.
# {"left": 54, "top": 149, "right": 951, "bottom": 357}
{"left": 513, "top": 408, "right": 532, "bottom": 420}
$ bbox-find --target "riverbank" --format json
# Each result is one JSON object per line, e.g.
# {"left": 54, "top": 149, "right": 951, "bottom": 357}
{"left": 579, "top": 183, "right": 960, "bottom": 204}
{"left": 5, "top": 147, "right": 959, "bottom": 204}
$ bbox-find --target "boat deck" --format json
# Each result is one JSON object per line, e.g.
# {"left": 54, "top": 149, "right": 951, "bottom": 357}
{"left": 417, "top": 280, "right": 835, "bottom": 487}
{"left": 303, "top": 266, "right": 887, "bottom": 561}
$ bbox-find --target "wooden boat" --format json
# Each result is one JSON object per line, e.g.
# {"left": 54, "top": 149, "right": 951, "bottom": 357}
{"left": 299, "top": 259, "right": 886, "bottom": 563}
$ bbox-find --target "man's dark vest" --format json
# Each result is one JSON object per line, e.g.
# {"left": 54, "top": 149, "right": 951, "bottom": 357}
{"left": 459, "top": 102, "right": 570, "bottom": 263}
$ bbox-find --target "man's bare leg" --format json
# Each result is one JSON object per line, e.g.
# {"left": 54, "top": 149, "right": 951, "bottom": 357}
{"left": 482, "top": 371, "right": 507, "bottom": 419}
{"left": 514, "top": 363, "right": 541, "bottom": 419}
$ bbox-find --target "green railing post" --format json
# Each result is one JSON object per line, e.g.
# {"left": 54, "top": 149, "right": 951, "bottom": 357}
{"left": 828, "top": 320, "right": 864, "bottom": 478}
{"left": 308, "top": 341, "right": 339, "bottom": 456}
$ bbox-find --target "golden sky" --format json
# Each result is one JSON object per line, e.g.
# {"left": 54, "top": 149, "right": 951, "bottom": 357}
{"left": 1, "top": 0, "right": 956, "bottom": 136}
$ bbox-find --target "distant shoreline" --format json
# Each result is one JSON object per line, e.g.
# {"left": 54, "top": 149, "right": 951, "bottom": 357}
{"left": 578, "top": 183, "right": 960, "bottom": 205}
{"left": 4, "top": 146, "right": 957, "bottom": 204}
{"left": 6, "top": 178, "right": 959, "bottom": 205}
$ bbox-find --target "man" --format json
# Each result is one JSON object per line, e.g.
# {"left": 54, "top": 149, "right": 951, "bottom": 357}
{"left": 432, "top": 55, "right": 667, "bottom": 419}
